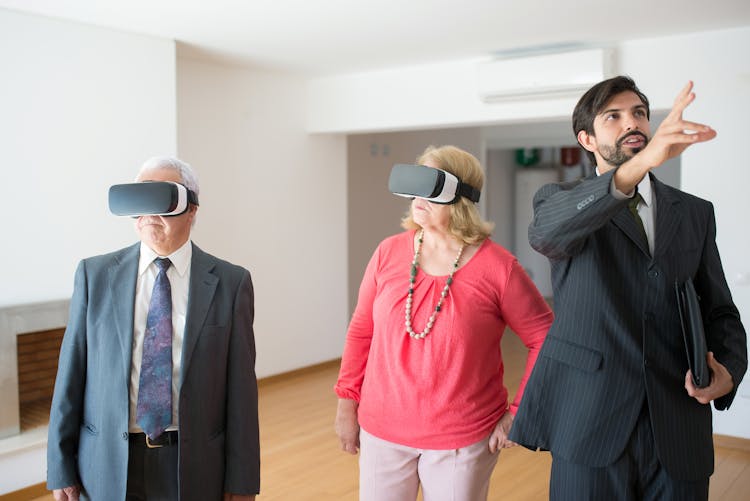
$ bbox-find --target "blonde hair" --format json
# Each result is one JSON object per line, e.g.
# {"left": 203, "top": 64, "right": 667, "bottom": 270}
{"left": 401, "top": 145, "right": 493, "bottom": 245}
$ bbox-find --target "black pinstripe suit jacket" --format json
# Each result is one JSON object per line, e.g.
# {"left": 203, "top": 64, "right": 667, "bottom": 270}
{"left": 509, "top": 170, "right": 747, "bottom": 481}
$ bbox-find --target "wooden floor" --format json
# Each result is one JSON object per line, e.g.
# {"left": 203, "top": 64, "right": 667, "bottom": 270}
{"left": 28, "top": 333, "right": 750, "bottom": 500}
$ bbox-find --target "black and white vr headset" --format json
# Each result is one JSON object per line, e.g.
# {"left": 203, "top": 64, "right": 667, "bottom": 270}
{"left": 388, "top": 164, "right": 480, "bottom": 204}
{"left": 108, "top": 181, "right": 199, "bottom": 217}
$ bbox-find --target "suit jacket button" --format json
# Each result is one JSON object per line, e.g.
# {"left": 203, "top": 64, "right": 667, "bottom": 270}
{"left": 122, "top": 432, "right": 129, "bottom": 441}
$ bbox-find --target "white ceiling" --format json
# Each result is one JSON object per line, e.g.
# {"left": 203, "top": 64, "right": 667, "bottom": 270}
{"left": 1, "top": 0, "right": 749, "bottom": 75}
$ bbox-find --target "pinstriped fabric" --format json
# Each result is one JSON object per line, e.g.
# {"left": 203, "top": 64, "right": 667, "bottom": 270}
{"left": 549, "top": 407, "right": 710, "bottom": 500}
{"left": 509, "top": 171, "right": 747, "bottom": 483}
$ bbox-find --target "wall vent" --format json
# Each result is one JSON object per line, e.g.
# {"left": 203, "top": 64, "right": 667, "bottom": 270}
{"left": 477, "top": 48, "right": 615, "bottom": 102}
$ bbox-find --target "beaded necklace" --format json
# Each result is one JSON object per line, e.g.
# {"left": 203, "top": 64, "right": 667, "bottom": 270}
{"left": 405, "top": 229, "right": 465, "bottom": 339}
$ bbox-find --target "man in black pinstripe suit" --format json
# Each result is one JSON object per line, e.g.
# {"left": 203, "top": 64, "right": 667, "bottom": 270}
{"left": 509, "top": 76, "right": 747, "bottom": 500}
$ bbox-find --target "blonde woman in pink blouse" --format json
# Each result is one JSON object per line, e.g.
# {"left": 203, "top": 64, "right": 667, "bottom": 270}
{"left": 334, "top": 145, "right": 554, "bottom": 500}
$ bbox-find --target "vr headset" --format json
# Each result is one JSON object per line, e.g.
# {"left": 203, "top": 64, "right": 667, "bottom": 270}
{"left": 108, "top": 181, "right": 199, "bottom": 217}
{"left": 388, "top": 164, "right": 480, "bottom": 204}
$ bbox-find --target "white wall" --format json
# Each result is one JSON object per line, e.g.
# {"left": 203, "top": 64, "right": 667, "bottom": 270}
{"left": 308, "top": 26, "right": 750, "bottom": 438}
{"left": 0, "top": 8, "right": 177, "bottom": 308}
{"left": 176, "top": 58, "right": 348, "bottom": 378}
{"left": 0, "top": 8, "right": 176, "bottom": 494}
{"left": 307, "top": 58, "right": 582, "bottom": 134}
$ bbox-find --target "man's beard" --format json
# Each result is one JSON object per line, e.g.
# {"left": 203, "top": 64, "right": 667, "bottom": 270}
{"left": 599, "top": 131, "right": 649, "bottom": 167}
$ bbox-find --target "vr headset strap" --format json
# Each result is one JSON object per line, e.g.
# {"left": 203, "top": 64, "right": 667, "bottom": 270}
{"left": 457, "top": 183, "right": 480, "bottom": 203}
{"left": 187, "top": 189, "right": 199, "bottom": 206}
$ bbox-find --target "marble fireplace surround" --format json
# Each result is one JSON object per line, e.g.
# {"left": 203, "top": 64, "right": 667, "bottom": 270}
{"left": 0, "top": 300, "right": 69, "bottom": 439}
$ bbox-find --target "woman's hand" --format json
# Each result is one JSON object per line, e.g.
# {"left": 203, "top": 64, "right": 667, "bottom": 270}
{"left": 488, "top": 411, "right": 517, "bottom": 453}
{"left": 335, "top": 398, "right": 360, "bottom": 454}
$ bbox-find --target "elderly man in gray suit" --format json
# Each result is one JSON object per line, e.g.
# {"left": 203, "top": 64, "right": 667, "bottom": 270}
{"left": 47, "top": 157, "right": 260, "bottom": 500}
{"left": 510, "top": 77, "right": 747, "bottom": 500}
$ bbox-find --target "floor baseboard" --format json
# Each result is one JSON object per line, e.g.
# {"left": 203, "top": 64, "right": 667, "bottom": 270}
{"left": 258, "top": 358, "right": 341, "bottom": 387}
{"left": 714, "top": 433, "right": 750, "bottom": 453}
{"left": 0, "top": 482, "right": 47, "bottom": 501}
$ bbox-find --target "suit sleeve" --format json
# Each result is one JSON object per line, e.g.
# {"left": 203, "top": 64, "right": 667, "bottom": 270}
{"left": 223, "top": 270, "right": 261, "bottom": 494}
{"left": 47, "top": 261, "right": 88, "bottom": 490}
{"left": 529, "top": 170, "right": 625, "bottom": 259}
{"left": 694, "top": 204, "right": 747, "bottom": 410}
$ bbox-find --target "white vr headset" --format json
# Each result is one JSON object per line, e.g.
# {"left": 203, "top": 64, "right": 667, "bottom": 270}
{"left": 388, "top": 164, "right": 480, "bottom": 204}
{"left": 108, "top": 181, "right": 199, "bottom": 217}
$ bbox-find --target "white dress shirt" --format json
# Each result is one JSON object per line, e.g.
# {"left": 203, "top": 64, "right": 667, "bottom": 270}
{"left": 129, "top": 240, "right": 192, "bottom": 432}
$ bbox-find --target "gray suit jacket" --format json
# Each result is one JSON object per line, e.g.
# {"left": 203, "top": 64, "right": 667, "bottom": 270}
{"left": 509, "top": 170, "right": 746, "bottom": 481}
{"left": 47, "top": 242, "right": 260, "bottom": 500}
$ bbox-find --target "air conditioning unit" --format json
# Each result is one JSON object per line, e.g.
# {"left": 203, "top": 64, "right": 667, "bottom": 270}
{"left": 477, "top": 48, "right": 615, "bottom": 102}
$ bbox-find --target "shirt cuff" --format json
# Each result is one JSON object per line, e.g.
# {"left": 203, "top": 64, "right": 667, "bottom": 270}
{"left": 610, "top": 175, "right": 635, "bottom": 200}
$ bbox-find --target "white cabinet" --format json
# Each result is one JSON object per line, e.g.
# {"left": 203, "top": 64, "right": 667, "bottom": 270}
{"left": 514, "top": 167, "right": 558, "bottom": 298}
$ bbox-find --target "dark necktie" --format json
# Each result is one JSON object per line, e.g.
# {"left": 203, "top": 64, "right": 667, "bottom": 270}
{"left": 137, "top": 258, "right": 173, "bottom": 440}
{"left": 628, "top": 193, "right": 647, "bottom": 242}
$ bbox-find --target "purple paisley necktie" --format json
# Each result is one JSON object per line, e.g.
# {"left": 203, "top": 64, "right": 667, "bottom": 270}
{"left": 136, "top": 257, "right": 173, "bottom": 440}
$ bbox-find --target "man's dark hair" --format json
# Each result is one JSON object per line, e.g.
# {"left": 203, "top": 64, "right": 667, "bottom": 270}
{"left": 572, "top": 75, "right": 650, "bottom": 165}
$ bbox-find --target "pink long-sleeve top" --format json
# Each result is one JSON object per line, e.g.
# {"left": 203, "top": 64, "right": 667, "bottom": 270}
{"left": 335, "top": 231, "right": 553, "bottom": 450}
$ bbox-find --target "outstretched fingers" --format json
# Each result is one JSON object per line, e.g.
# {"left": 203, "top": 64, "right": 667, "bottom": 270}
{"left": 657, "top": 127, "right": 716, "bottom": 146}
{"left": 660, "top": 81, "right": 698, "bottom": 129}
{"left": 656, "top": 83, "right": 717, "bottom": 147}
{"left": 669, "top": 80, "right": 696, "bottom": 118}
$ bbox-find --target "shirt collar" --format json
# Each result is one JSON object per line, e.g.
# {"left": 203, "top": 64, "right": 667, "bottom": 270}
{"left": 138, "top": 240, "right": 192, "bottom": 277}
{"left": 636, "top": 175, "right": 653, "bottom": 207}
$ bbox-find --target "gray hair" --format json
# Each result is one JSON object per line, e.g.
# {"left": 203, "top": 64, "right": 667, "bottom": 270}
{"left": 136, "top": 156, "right": 200, "bottom": 195}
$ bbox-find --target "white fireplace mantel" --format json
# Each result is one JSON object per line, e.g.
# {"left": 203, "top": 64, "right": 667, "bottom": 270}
{"left": 0, "top": 300, "right": 69, "bottom": 439}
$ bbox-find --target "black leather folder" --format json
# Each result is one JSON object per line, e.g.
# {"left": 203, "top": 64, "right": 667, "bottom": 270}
{"left": 675, "top": 278, "right": 710, "bottom": 388}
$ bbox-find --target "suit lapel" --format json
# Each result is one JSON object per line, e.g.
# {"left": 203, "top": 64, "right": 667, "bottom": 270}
{"left": 109, "top": 243, "right": 140, "bottom": 381}
{"left": 652, "top": 177, "right": 682, "bottom": 258}
{"left": 181, "top": 243, "right": 219, "bottom": 381}
{"left": 612, "top": 206, "right": 651, "bottom": 257}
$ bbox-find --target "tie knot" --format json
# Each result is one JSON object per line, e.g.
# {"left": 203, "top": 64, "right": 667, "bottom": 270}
{"left": 154, "top": 258, "right": 172, "bottom": 272}
{"left": 628, "top": 193, "right": 643, "bottom": 211}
